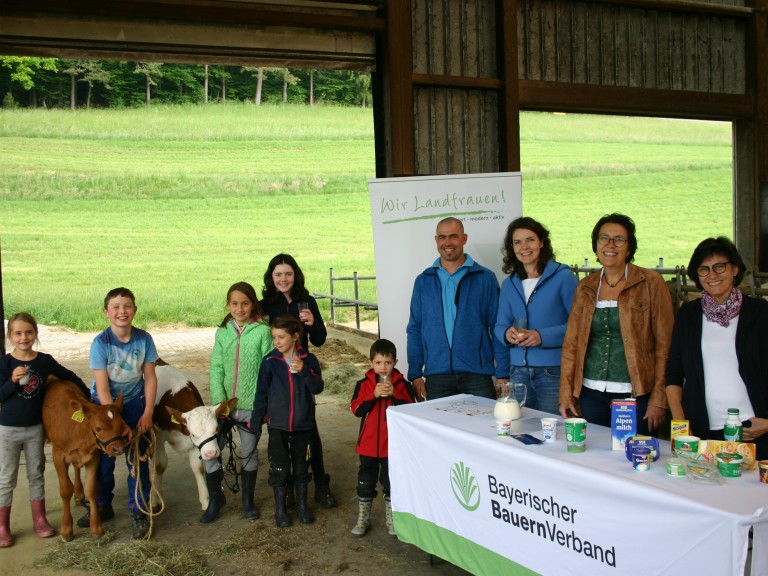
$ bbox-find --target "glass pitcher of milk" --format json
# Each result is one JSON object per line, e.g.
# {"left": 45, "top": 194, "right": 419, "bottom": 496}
{"left": 494, "top": 382, "right": 527, "bottom": 421}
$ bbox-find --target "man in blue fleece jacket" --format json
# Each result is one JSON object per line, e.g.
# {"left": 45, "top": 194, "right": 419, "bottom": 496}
{"left": 407, "top": 217, "right": 509, "bottom": 401}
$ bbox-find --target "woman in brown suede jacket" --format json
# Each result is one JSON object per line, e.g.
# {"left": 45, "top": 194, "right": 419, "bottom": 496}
{"left": 559, "top": 213, "right": 674, "bottom": 435}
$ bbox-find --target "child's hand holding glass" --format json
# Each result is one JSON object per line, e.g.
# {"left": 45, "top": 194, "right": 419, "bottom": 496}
{"left": 289, "top": 353, "right": 303, "bottom": 373}
{"left": 295, "top": 301, "right": 314, "bottom": 326}
{"left": 376, "top": 375, "right": 393, "bottom": 398}
{"left": 12, "top": 364, "right": 31, "bottom": 386}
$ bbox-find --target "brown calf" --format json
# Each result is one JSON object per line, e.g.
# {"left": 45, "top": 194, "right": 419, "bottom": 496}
{"left": 42, "top": 378, "right": 125, "bottom": 541}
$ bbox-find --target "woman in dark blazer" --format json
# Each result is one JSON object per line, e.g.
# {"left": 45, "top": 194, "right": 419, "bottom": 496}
{"left": 666, "top": 237, "right": 768, "bottom": 459}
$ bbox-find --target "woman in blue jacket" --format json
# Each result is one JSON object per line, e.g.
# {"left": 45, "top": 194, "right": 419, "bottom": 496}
{"left": 494, "top": 217, "right": 577, "bottom": 414}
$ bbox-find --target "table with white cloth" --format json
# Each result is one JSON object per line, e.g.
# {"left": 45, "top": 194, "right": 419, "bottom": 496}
{"left": 388, "top": 394, "right": 768, "bottom": 576}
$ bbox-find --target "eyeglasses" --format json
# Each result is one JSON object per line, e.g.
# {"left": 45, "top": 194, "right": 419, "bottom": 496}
{"left": 696, "top": 262, "right": 729, "bottom": 277}
{"left": 597, "top": 235, "right": 627, "bottom": 247}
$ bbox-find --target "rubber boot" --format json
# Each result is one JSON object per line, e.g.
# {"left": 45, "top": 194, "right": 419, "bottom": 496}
{"left": 350, "top": 499, "right": 372, "bottom": 537}
{"left": 241, "top": 470, "right": 259, "bottom": 520}
{"left": 199, "top": 469, "right": 226, "bottom": 524}
{"left": 130, "top": 509, "right": 149, "bottom": 540}
{"left": 285, "top": 475, "right": 295, "bottom": 508}
{"left": 314, "top": 473, "right": 338, "bottom": 509}
{"left": 76, "top": 501, "right": 114, "bottom": 528}
{"left": 295, "top": 482, "right": 314, "bottom": 524}
{"left": 30, "top": 499, "right": 55, "bottom": 538}
{"left": 273, "top": 487, "right": 292, "bottom": 528}
{"left": 0, "top": 507, "right": 12, "bottom": 547}
{"left": 385, "top": 497, "right": 396, "bottom": 536}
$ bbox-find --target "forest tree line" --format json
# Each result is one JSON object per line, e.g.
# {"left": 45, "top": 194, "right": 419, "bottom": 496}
{"left": 0, "top": 57, "right": 373, "bottom": 109}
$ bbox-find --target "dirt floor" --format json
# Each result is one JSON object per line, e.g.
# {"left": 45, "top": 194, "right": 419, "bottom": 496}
{"left": 1, "top": 333, "right": 469, "bottom": 576}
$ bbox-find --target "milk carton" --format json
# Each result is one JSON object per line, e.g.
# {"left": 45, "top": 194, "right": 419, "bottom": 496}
{"left": 611, "top": 399, "right": 637, "bottom": 450}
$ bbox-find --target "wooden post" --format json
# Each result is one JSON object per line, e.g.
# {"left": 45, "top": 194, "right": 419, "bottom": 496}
{"left": 385, "top": 0, "right": 415, "bottom": 175}
{"left": 499, "top": 0, "right": 522, "bottom": 171}
{"left": 0, "top": 240, "right": 5, "bottom": 356}
{"left": 329, "top": 267, "right": 336, "bottom": 324}
{"left": 755, "top": 0, "right": 768, "bottom": 268}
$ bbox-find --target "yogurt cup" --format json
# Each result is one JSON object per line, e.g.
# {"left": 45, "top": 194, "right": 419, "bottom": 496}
{"left": 759, "top": 460, "right": 768, "bottom": 483}
{"left": 666, "top": 457, "right": 686, "bottom": 477}
{"left": 495, "top": 419, "right": 511, "bottom": 436}
{"left": 540, "top": 418, "right": 558, "bottom": 442}
{"left": 716, "top": 452, "right": 743, "bottom": 477}
{"left": 631, "top": 446, "right": 651, "bottom": 471}
{"left": 673, "top": 435, "right": 700, "bottom": 454}
{"left": 564, "top": 418, "right": 587, "bottom": 453}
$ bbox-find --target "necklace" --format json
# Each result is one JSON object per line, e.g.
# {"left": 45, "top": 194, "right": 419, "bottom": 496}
{"left": 601, "top": 265, "right": 627, "bottom": 290}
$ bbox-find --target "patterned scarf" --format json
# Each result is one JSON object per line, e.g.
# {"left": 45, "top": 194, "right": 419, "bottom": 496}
{"left": 701, "top": 288, "right": 743, "bottom": 327}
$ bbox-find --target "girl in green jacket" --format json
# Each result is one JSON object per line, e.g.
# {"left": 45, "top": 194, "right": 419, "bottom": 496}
{"left": 203, "top": 281, "right": 272, "bottom": 524}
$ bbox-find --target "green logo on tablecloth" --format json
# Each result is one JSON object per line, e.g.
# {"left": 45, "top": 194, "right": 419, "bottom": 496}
{"left": 450, "top": 461, "right": 480, "bottom": 511}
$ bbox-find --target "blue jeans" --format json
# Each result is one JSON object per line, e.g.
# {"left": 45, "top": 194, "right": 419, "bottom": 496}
{"left": 94, "top": 393, "right": 151, "bottom": 511}
{"left": 509, "top": 366, "right": 561, "bottom": 415}
{"left": 578, "top": 387, "right": 652, "bottom": 435}
{"left": 425, "top": 373, "right": 495, "bottom": 400}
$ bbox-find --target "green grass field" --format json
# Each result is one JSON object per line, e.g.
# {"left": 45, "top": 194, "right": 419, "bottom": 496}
{"left": 0, "top": 104, "right": 732, "bottom": 331}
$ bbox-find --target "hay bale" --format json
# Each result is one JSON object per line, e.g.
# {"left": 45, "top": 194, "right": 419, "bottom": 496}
{"left": 321, "top": 363, "right": 360, "bottom": 397}
{"left": 36, "top": 532, "right": 212, "bottom": 576}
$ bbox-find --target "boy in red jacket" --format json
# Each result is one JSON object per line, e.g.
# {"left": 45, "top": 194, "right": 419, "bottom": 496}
{"left": 349, "top": 339, "right": 414, "bottom": 537}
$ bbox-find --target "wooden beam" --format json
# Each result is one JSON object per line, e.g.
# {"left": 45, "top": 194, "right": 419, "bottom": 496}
{"left": 0, "top": 35, "right": 375, "bottom": 69}
{"left": 519, "top": 80, "right": 755, "bottom": 120}
{"left": 753, "top": 0, "right": 768, "bottom": 267}
{"left": 585, "top": 0, "right": 753, "bottom": 19}
{"left": 733, "top": 120, "right": 758, "bottom": 267}
{"left": 0, "top": 2, "right": 379, "bottom": 68}
{"left": 754, "top": 1, "right": 768, "bottom": 186}
{"left": 412, "top": 73, "right": 501, "bottom": 90}
{"left": 0, "top": 0, "right": 386, "bottom": 32}
{"left": 498, "top": 0, "right": 521, "bottom": 172}
{"left": 386, "top": 0, "right": 415, "bottom": 175}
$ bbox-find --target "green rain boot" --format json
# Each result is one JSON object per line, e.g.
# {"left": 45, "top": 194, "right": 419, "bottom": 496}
{"left": 385, "top": 497, "right": 396, "bottom": 536}
{"left": 350, "top": 499, "right": 372, "bottom": 537}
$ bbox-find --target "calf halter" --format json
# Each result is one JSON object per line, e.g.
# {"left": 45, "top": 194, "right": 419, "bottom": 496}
{"left": 93, "top": 430, "right": 125, "bottom": 454}
{"left": 194, "top": 432, "right": 220, "bottom": 458}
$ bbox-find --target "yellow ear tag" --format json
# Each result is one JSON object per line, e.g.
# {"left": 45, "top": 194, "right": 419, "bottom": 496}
{"left": 223, "top": 405, "right": 231, "bottom": 417}
{"left": 71, "top": 409, "right": 85, "bottom": 423}
{"left": 171, "top": 415, "right": 181, "bottom": 425}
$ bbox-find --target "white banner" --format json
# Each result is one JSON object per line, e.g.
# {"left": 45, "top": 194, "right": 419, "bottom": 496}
{"left": 389, "top": 395, "right": 767, "bottom": 576}
{"left": 368, "top": 173, "right": 522, "bottom": 375}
